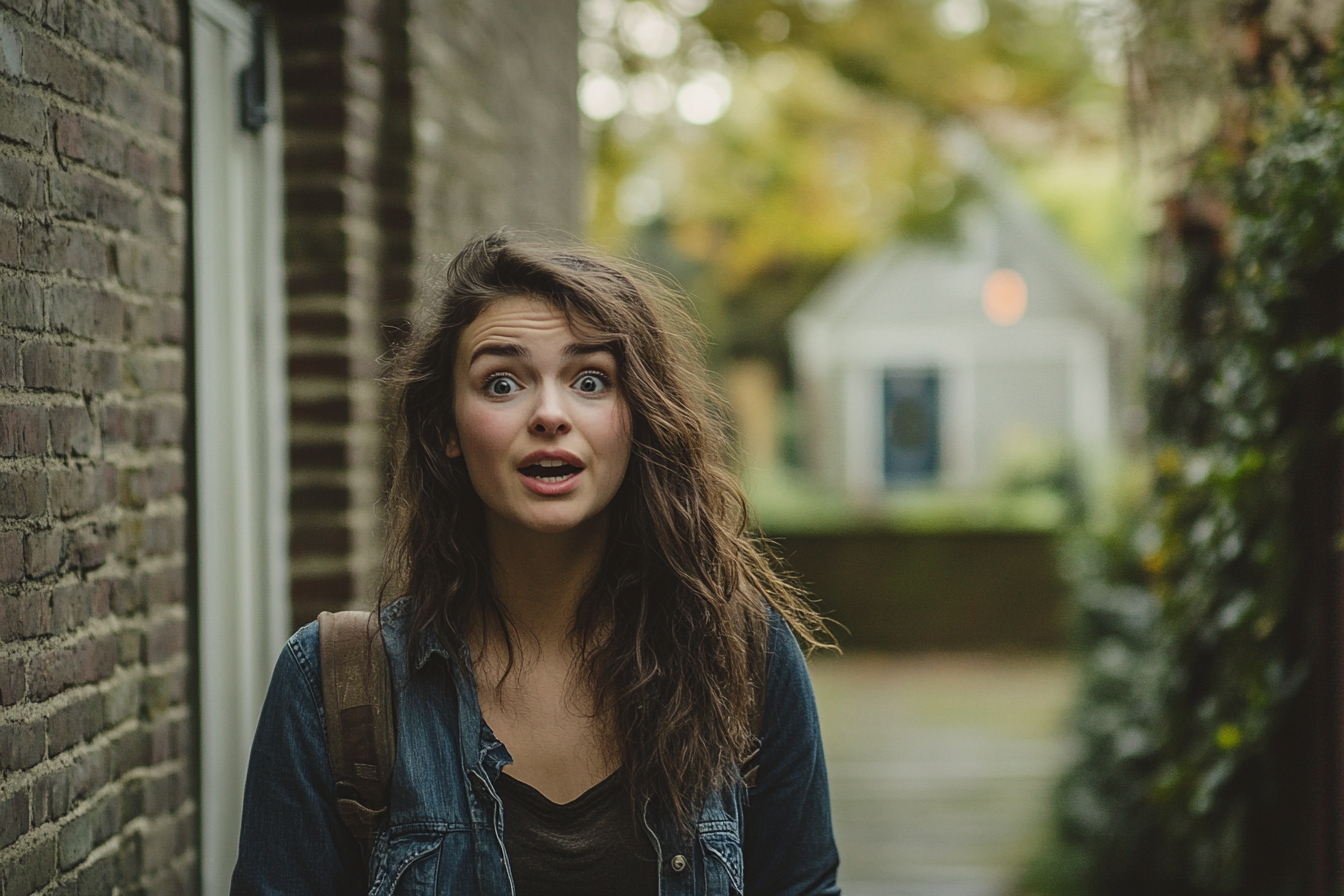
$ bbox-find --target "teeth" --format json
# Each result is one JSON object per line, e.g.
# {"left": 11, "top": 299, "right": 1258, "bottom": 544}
{"left": 538, "top": 459, "right": 565, "bottom": 467}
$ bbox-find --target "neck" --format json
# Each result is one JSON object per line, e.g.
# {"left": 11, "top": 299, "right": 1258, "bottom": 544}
{"left": 482, "top": 511, "right": 609, "bottom": 650}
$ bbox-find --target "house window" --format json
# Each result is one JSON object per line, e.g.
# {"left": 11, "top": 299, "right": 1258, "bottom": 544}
{"left": 884, "top": 369, "right": 940, "bottom": 483}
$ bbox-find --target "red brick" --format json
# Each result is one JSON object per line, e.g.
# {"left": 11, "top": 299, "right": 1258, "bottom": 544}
{"left": 0, "top": 275, "right": 43, "bottom": 329}
{"left": 0, "top": 528, "right": 23, "bottom": 581}
{"left": 159, "top": 302, "right": 183, "bottom": 344}
{"left": 49, "top": 404, "right": 95, "bottom": 456}
{"left": 50, "top": 463, "right": 115, "bottom": 518}
{"left": 25, "top": 527, "right": 63, "bottom": 576}
{"left": 291, "top": 395, "right": 351, "bottom": 424}
{"left": 0, "top": 154, "right": 45, "bottom": 210}
{"left": 100, "top": 402, "right": 131, "bottom": 446}
{"left": 291, "top": 483, "right": 350, "bottom": 512}
{"left": 289, "top": 353, "right": 349, "bottom": 378}
{"left": 22, "top": 342, "right": 78, "bottom": 392}
{"left": 110, "top": 576, "right": 144, "bottom": 614}
{"left": 6, "top": 588, "right": 52, "bottom": 639}
{"left": 0, "top": 717, "right": 44, "bottom": 771}
{"left": 0, "top": 656, "right": 26, "bottom": 705}
{"left": 48, "top": 691, "right": 104, "bottom": 756}
{"left": 22, "top": 29, "right": 106, "bottom": 106}
{"left": 0, "top": 469, "right": 48, "bottom": 518}
{"left": 18, "top": 221, "right": 110, "bottom": 278}
{"left": 73, "top": 521, "right": 110, "bottom": 569}
{"left": 0, "top": 80, "right": 48, "bottom": 148}
{"left": 0, "top": 787, "right": 30, "bottom": 850}
{"left": 142, "top": 566, "right": 183, "bottom": 607}
{"left": 0, "top": 404, "right": 49, "bottom": 456}
{"left": 111, "top": 726, "right": 150, "bottom": 777}
{"left": 52, "top": 581, "right": 92, "bottom": 632}
{"left": 0, "top": 336, "right": 18, "bottom": 386}
{"left": 290, "top": 524, "right": 350, "bottom": 556}
{"left": 145, "top": 618, "right": 184, "bottom": 665}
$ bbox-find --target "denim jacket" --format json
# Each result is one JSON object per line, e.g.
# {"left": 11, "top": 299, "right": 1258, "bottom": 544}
{"left": 230, "top": 599, "right": 841, "bottom": 895}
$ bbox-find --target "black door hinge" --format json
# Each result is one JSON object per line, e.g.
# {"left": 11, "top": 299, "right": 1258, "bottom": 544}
{"left": 239, "top": 4, "right": 268, "bottom": 132}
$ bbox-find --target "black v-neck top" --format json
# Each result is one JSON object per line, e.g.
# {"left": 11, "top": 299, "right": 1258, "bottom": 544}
{"left": 495, "top": 769, "right": 659, "bottom": 896}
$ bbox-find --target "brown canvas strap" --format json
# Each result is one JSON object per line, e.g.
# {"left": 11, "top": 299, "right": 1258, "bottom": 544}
{"left": 318, "top": 610, "right": 395, "bottom": 863}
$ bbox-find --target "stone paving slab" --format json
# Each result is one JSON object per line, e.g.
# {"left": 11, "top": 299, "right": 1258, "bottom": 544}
{"left": 809, "top": 653, "right": 1077, "bottom": 896}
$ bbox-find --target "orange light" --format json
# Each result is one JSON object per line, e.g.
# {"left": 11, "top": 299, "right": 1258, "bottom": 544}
{"left": 982, "top": 268, "right": 1027, "bottom": 326}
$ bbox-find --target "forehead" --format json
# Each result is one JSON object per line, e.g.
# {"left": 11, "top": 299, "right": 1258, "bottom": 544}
{"left": 458, "top": 295, "right": 601, "bottom": 354}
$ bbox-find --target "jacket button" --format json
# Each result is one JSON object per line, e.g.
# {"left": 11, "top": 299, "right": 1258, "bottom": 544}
{"left": 670, "top": 855, "right": 688, "bottom": 873}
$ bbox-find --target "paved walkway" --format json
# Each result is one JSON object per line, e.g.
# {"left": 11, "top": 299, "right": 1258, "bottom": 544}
{"left": 809, "top": 653, "right": 1076, "bottom": 896}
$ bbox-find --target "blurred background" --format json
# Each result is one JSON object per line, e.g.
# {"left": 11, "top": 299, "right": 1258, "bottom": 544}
{"left": 577, "top": 2, "right": 1141, "bottom": 893}
{"left": 5, "top": 0, "right": 1343, "bottom": 893}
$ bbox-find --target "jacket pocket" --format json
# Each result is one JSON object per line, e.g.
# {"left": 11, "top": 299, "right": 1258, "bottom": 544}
{"left": 368, "top": 828, "right": 444, "bottom": 895}
{"left": 700, "top": 831, "right": 745, "bottom": 896}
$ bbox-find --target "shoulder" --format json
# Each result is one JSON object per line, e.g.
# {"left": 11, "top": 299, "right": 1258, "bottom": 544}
{"left": 273, "top": 619, "right": 324, "bottom": 716}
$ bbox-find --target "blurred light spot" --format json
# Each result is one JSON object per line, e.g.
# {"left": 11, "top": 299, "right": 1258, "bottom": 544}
{"left": 579, "top": 72, "right": 626, "bottom": 120}
{"left": 579, "top": 38, "right": 621, "bottom": 74}
{"left": 801, "top": 0, "right": 854, "bottom": 23}
{"left": 687, "top": 38, "right": 725, "bottom": 71}
{"left": 415, "top": 118, "right": 444, "bottom": 147}
{"left": 579, "top": 0, "right": 621, "bottom": 38}
{"left": 755, "top": 51, "right": 796, "bottom": 91}
{"left": 666, "top": 0, "right": 710, "bottom": 16}
{"left": 934, "top": 0, "right": 988, "bottom": 36}
{"left": 982, "top": 269, "right": 1027, "bottom": 325}
{"left": 628, "top": 71, "right": 674, "bottom": 117}
{"left": 615, "top": 174, "right": 663, "bottom": 225}
{"left": 757, "top": 10, "right": 791, "bottom": 42}
{"left": 676, "top": 71, "right": 732, "bottom": 125}
{"left": 619, "top": 2, "right": 681, "bottom": 59}
{"left": 1216, "top": 724, "right": 1241, "bottom": 750}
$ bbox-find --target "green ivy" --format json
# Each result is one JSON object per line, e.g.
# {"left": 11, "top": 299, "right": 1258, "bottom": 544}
{"left": 1034, "top": 92, "right": 1344, "bottom": 896}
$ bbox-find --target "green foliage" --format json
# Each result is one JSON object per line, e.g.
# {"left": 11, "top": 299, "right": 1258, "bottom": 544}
{"left": 583, "top": 0, "right": 1124, "bottom": 363}
{"left": 1037, "top": 69, "right": 1344, "bottom": 896}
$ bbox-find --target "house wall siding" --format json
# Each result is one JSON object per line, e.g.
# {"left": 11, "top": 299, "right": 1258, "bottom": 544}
{"left": 0, "top": 0, "right": 194, "bottom": 893}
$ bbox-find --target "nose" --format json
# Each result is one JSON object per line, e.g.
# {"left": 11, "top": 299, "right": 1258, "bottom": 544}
{"left": 529, "top": 382, "right": 571, "bottom": 436}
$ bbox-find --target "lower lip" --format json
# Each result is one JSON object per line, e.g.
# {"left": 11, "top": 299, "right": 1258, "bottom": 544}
{"left": 518, "top": 468, "right": 583, "bottom": 496}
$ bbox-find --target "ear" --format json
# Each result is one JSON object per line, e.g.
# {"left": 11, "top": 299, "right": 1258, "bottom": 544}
{"left": 444, "top": 434, "right": 461, "bottom": 459}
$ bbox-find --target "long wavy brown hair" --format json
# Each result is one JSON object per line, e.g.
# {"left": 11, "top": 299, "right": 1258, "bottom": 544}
{"left": 379, "top": 230, "right": 829, "bottom": 827}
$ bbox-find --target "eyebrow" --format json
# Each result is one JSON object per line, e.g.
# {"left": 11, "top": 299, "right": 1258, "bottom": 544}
{"left": 564, "top": 342, "right": 618, "bottom": 359}
{"left": 468, "top": 341, "right": 617, "bottom": 365}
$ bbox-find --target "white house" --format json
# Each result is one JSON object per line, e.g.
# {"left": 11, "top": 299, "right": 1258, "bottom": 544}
{"left": 789, "top": 142, "right": 1138, "bottom": 495}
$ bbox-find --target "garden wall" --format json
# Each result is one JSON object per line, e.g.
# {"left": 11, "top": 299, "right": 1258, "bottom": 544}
{"left": 777, "top": 530, "right": 1068, "bottom": 651}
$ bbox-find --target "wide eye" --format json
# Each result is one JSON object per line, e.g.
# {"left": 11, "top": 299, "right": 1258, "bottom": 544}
{"left": 485, "top": 374, "right": 520, "bottom": 396}
{"left": 574, "top": 372, "right": 608, "bottom": 394}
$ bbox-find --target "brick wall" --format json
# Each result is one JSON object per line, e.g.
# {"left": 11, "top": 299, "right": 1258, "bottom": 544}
{"left": 408, "top": 0, "right": 582, "bottom": 262}
{"left": 0, "top": 0, "right": 193, "bottom": 893}
{"left": 280, "top": 0, "right": 582, "bottom": 628}
{"left": 277, "top": 0, "right": 388, "bottom": 626}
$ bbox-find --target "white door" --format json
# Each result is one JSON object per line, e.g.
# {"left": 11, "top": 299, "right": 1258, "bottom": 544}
{"left": 189, "top": 2, "right": 289, "bottom": 892}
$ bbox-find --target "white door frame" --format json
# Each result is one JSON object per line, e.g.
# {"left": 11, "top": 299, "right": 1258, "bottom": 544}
{"left": 189, "top": 2, "right": 289, "bottom": 892}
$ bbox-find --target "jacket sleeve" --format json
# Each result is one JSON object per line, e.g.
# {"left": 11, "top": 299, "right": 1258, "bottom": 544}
{"left": 743, "top": 612, "right": 842, "bottom": 896}
{"left": 230, "top": 624, "right": 366, "bottom": 895}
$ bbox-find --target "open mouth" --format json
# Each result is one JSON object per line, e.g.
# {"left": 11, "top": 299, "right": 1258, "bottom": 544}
{"left": 518, "top": 460, "right": 583, "bottom": 483}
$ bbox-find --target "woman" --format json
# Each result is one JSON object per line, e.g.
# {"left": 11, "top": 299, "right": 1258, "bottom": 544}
{"left": 231, "top": 232, "right": 841, "bottom": 895}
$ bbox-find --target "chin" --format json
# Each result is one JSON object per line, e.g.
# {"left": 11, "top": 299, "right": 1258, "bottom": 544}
{"left": 518, "top": 512, "right": 591, "bottom": 535}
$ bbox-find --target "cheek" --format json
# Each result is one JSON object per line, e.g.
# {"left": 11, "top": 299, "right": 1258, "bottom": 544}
{"left": 598, "top": 405, "right": 634, "bottom": 475}
{"left": 452, "top": 401, "right": 515, "bottom": 466}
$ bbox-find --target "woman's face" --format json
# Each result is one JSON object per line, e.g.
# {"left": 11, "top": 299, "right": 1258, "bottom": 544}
{"left": 448, "top": 295, "right": 633, "bottom": 537}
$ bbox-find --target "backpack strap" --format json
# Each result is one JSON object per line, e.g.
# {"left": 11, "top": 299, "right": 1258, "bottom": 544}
{"left": 318, "top": 610, "right": 395, "bottom": 864}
